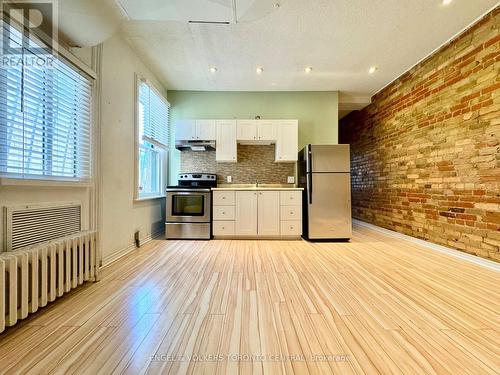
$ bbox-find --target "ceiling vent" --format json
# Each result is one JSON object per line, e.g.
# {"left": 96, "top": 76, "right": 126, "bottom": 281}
{"left": 188, "top": 21, "right": 231, "bottom": 25}
{"left": 116, "top": 0, "right": 286, "bottom": 24}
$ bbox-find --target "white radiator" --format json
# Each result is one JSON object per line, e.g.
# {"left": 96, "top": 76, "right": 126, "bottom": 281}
{"left": 0, "top": 231, "right": 99, "bottom": 334}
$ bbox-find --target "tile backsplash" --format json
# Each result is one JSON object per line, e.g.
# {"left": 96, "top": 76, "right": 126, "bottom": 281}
{"left": 180, "top": 145, "right": 296, "bottom": 185}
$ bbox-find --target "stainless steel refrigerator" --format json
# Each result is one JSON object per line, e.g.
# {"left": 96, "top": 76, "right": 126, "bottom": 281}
{"left": 298, "top": 144, "right": 352, "bottom": 240}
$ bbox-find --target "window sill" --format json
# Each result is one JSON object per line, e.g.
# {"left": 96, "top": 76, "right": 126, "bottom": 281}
{"left": 0, "top": 177, "right": 93, "bottom": 188}
{"left": 134, "top": 195, "right": 166, "bottom": 202}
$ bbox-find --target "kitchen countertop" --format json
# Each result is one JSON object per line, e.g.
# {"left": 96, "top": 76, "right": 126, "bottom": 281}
{"left": 212, "top": 184, "right": 303, "bottom": 191}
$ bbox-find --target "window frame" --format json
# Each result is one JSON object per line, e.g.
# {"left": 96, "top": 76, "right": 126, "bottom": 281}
{"left": 0, "top": 19, "right": 96, "bottom": 185}
{"left": 134, "top": 75, "right": 169, "bottom": 201}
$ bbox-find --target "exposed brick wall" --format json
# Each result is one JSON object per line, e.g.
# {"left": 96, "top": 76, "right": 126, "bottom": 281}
{"left": 340, "top": 8, "right": 500, "bottom": 261}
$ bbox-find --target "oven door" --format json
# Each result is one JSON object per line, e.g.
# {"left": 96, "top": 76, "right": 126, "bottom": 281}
{"left": 166, "top": 190, "right": 211, "bottom": 223}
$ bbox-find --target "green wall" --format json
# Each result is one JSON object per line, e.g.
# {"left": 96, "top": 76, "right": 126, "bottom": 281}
{"left": 168, "top": 91, "right": 339, "bottom": 182}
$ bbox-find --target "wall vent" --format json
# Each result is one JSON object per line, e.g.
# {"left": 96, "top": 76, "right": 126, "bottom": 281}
{"left": 3, "top": 202, "right": 82, "bottom": 251}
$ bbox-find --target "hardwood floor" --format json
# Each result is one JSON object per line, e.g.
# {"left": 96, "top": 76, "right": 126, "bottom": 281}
{"left": 1, "top": 224, "right": 499, "bottom": 374}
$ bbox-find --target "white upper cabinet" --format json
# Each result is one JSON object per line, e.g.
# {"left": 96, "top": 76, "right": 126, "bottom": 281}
{"left": 176, "top": 119, "right": 216, "bottom": 140}
{"left": 256, "top": 120, "right": 277, "bottom": 141}
{"left": 275, "top": 120, "right": 298, "bottom": 162}
{"left": 237, "top": 119, "right": 278, "bottom": 142}
{"left": 237, "top": 120, "right": 257, "bottom": 141}
{"left": 175, "top": 120, "right": 196, "bottom": 140}
{"left": 195, "top": 120, "right": 216, "bottom": 140}
{"left": 216, "top": 120, "right": 237, "bottom": 162}
{"left": 178, "top": 118, "right": 298, "bottom": 163}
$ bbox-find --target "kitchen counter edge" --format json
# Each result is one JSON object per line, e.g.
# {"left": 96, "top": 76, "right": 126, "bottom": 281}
{"left": 212, "top": 187, "right": 304, "bottom": 191}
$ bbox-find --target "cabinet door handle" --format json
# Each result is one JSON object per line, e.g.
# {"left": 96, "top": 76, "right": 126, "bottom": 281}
{"left": 222, "top": 196, "right": 226, "bottom": 199}
{"left": 290, "top": 211, "right": 293, "bottom": 215}
{"left": 222, "top": 211, "right": 226, "bottom": 214}
{"left": 222, "top": 226, "right": 225, "bottom": 230}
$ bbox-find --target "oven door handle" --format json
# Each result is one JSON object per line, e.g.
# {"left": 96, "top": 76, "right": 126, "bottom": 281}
{"left": 166, "top": 189, "right": 211, "bottom": 193}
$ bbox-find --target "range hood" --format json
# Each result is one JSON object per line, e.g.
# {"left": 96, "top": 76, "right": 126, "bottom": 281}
{"left": 175, "top": 140, "right": 216, "bottom": 152}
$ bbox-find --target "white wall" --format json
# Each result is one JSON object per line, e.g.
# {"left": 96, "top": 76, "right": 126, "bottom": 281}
{"left": 99, "top": 34, "right": 166, "bottom": 263}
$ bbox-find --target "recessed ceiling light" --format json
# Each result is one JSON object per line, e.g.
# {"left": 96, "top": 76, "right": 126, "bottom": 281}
{"left": 209, "top": 66, "right": 217, "bottom": 73}
{"left": 442, "top": 0, "right": 452, "bottom": 5}
{"left": 305, "top": 66, "right": 313, "bottom": 73}
{"left": 368, "top": 66, "right": 378, "bottom": 74}
{"left": 256, "top": 67, "right": 264, "bottom": 74}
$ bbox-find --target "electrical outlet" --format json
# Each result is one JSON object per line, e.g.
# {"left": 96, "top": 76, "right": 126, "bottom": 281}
{"left": 227, "top": 176, "right": 232, "bottom": 183}
{"left": 287, "top": 176, "right": 295, "bottom": 184}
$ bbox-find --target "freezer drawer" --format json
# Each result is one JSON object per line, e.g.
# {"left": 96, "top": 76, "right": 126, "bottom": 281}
{"left": 306, "top": 173, "right": 352, "bottom": 239}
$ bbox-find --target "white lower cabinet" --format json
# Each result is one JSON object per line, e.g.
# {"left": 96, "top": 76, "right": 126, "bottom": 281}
{"left": 280, "top": 221, "right": 302, "bottom": 236}
{"left": 280, "top": 191, "right": 302, "bottom": 205}
{"left": 213, "top": 221, "right": 235, "bottom": 236}
{"left": 257, "top": 191, "right": 280, "bottom": 236}
{"left": 212, "top": 191, "right": 235, "bottom": 205}
{"left": 213, "top": 189, "right": 302, "bottom": 238}
{"left": 280, "top": 205, "right": 302, "bottom": 221}
{"left": 213, "top": 205, "right": 235, "bottom": 221}
{"left": 280, "top": 190, "right": 303, "bottom": 236}
{"left": 235, "top": 191, "right": 258, "bottom": 235}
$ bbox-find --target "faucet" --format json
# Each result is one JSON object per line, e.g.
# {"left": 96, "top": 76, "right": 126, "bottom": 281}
{"left": 255, "top": 179, "right": 259, "bottom": 187}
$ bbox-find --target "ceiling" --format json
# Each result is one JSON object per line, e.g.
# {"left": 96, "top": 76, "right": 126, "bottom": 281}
{"left": 113, "top": 0, "right": 498, "bottom": 112}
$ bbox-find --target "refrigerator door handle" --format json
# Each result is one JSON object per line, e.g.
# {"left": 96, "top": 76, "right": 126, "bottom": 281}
{"left": 308, "top": 144, "right": 312, "bottom": 173}
{"left": 307, "top": 172, "right": 312, "bottom": 204}
{"left": 308, "top": 145, "right": 313, "bottom": 203}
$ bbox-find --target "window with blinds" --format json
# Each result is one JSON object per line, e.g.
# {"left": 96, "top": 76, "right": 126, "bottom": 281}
{"left": 0, "top": 25, "right": 93, "bottom": 181}
{"left": 137, "top": 79, "right": 169, "bottom": 198}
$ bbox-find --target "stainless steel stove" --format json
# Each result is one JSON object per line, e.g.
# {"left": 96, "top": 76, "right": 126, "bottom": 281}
{"left": 165, "top": 173, "right": 217, "bottom": 239}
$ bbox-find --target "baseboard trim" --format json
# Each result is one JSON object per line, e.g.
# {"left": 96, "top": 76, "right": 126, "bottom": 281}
{"left": 101, "top": 230, "right": 164, "bottom": 267}
{"left": 353, "top": 219, "right": 500, "bottom": 272}
{"left": 213, "top": 236, "right": 302, "bottom": 240}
